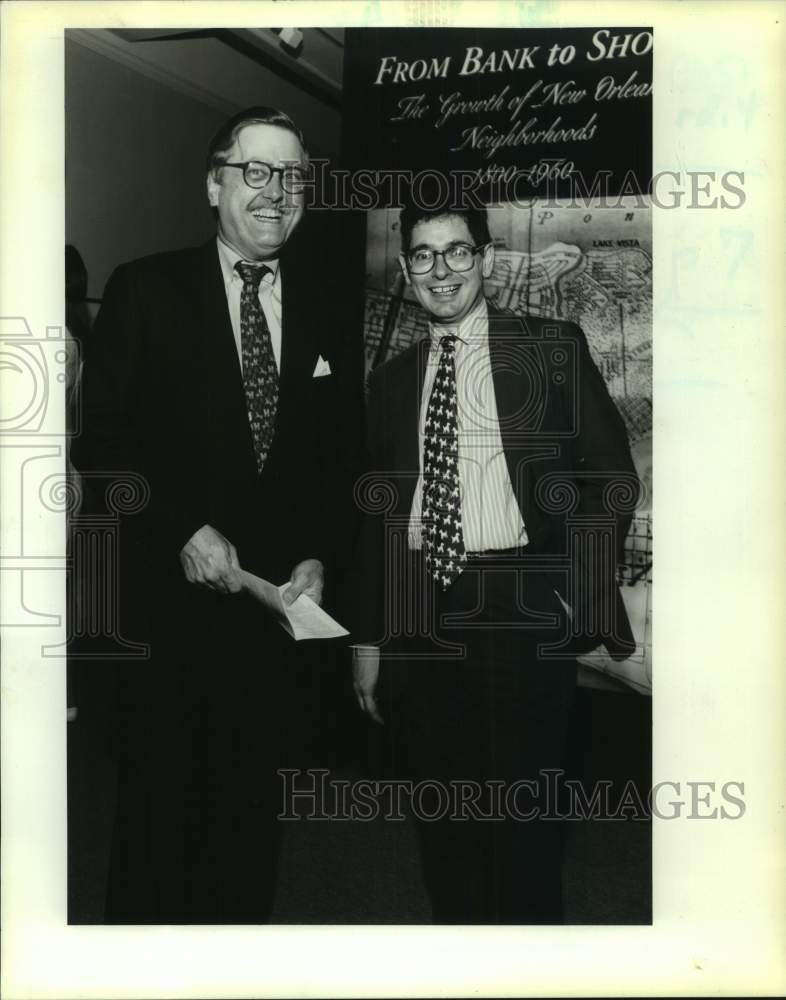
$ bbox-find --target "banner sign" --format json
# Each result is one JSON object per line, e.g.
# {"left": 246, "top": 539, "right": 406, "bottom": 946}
{"left": 343, "top": 26, "right": 652, "bottom": 199}
{"left": 343, "top": 26, "right": 653, "bottom": 691}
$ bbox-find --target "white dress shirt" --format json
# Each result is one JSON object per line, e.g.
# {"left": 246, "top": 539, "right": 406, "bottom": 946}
{"left": 408, "top": 297, "right": 529, "bottom": 553}
{"left": 216, "top": 236, "right": 283, "bottom": 372}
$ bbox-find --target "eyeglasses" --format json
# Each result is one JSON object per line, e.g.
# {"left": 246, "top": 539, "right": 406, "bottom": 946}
{"left": 217, "top": 160, "right": 308, "bottom": 193}
{"left": 405, "top": 242, "right": 490, "bottom": 275}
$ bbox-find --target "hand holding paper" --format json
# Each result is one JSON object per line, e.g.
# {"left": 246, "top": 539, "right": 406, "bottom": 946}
{"left": 239, "top": 569, "right": 348, "bottom": 641}
{"left": 180, "top": 524, "right": 242, "bottom": 594}
{"left": 283, "top": 558, "right": 324, "bottom": 607}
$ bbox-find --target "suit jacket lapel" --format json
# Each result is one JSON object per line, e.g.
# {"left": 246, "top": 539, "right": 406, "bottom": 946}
{"left": 279, "top": 261, "right": 317, "bottom": 389}
{"left": 488, "top": 307, "right": 528, "bottom": 432}
{"left": 392, "top": 336, "right": 430, "bottom": 517}
{"left": 194, "top": 239, "right": 244, "bottom": 390}
{"left": 487, "top": 306, "right": 552, "bottom": 535}
{"left": 192, "top": 240, "right": 255, "bottom": 458}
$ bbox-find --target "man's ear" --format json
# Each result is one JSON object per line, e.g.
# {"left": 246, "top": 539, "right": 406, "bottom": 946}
{"left": 206, "top": 170, "right": 220, "bottom": 208}
{"left": 398, "top": 254, "right": 412, "bottom": 286}
{"left": 481, "top": 242, "right": 495, "bottom": 278}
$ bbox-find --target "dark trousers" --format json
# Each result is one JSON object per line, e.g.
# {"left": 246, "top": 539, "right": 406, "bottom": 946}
{"left": 383, "top": 552, "right": 577, "bottom": 924}
{"left": 105, "top": 584, "right": 339, "bottom": 924}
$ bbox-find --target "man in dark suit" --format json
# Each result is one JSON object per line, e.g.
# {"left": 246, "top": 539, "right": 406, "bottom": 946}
{"left": 72, "top": 107, "right": 357, "bottom": 923}
{"left": 351, "top": 202, "right": 638, "bottom": 924}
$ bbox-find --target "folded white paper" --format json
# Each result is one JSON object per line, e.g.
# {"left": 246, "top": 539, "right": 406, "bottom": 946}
{"left": 239, "top": 569, "right": 349, "bottom": 641}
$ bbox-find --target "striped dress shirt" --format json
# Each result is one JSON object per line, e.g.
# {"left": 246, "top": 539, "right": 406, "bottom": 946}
{"left": 408, "top": 298, "right": 528, "bottom": 553}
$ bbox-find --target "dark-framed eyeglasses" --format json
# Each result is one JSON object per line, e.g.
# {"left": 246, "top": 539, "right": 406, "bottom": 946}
{"left": 217, "top": 160, "right": 308, "bottom": 193}
{"left": 405, "top": 242, "right": 490, "bottom": 275}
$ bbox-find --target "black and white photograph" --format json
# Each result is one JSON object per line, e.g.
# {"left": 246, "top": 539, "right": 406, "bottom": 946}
{"left": 1, "top": 2, "right": 784, "bottom": 998}
{"left": 63, "top": 19, "right": 652, "bottom": 928}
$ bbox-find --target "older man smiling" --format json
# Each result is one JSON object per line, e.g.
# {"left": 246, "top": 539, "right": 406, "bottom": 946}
{"left": 73, "top": 106, "right": 352, "bottom": 923}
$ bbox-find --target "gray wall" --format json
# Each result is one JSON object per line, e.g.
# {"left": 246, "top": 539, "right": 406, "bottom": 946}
{"left": 65, "top": 35, "right": 341, "bottom": 299}
{"left": 65, "top": 38, "right": 227, "bottom": 297}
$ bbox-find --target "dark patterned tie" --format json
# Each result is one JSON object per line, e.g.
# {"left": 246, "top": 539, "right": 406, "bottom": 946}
{"left": 422, "top": 335, "right": 466, "bottom": 589}
{"left": 235, "top": 261, "right": 278, "bottom": 473}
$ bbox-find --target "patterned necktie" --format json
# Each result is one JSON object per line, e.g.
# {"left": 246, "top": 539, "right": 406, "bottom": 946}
{"left": 422, "top": 335, "right": 466, "bottom": 589}
{"left": 235, "top": 261, "right": 279, "bottom": 473}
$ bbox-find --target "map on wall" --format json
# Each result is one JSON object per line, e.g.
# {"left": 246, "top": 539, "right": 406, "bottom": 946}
{"left": 363, "top": 197, "right": 652, "bottom": 692}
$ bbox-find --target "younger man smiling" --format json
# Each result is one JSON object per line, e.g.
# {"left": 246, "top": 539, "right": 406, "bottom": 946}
{"left": 352, "top": 201, "right": 637, "bottom": 923}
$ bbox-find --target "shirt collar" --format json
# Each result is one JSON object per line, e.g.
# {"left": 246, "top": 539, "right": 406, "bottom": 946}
{"left": 216, "top": 235, "right": 280, "bottom": 285}
{"left": 428, "top": 296, "right": 488, "bottom": 348}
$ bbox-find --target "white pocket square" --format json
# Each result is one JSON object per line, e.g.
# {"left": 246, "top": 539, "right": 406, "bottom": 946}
{"left": 312, "top": 355, "right": 332, "bottom": 377}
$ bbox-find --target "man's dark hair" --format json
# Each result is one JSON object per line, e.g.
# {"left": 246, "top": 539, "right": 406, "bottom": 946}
{"left": 399, "top": 202, "right": 492, "bottom": 254}
{"left": 206, "top": 106, "right": 306, "bottom": 175}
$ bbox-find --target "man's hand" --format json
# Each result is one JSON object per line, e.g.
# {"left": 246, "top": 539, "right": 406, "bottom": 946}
{"left": 179, "top": 524, "right": 242, "bottom": 594}
{"left": 352, "top": 646, "right": 383, "bottom": 725}
{"left": 283, "top": 558, "right": 324, "bottom": 607}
